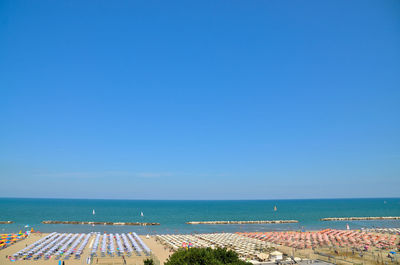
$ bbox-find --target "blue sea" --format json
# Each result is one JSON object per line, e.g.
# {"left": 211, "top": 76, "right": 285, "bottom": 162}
{"left": 0, "top": 198, "right": 399, "bottom": 234}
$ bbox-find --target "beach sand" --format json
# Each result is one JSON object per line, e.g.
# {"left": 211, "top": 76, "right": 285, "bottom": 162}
{"left": 2, "top": 231, "right": 398, "bottom": 265}
{"left": 140, "top": 236, "right": 173, "bottom": 264}
{"left": 0, "top": 233, "right": 171, "bottom": 265}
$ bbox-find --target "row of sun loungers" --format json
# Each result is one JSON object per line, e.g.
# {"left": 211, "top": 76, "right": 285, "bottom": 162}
{"left": 32, "top": 233, "right": 62, "bottom": 259}
{"left": 122, "top": 233, "right": 134, "bottom": 254}
{"left": 91, "top": 233, "right": 101, "bottom": 256}
{"left": 55, "top": 233, "right": 78, "bottom": 259}
{"left": 13, "top": 232, "right": 57, "bottom": 258}
{"left": 12, "top": 232, "right": 151, "bottom": 260}
{"left": 133, "top": 232, "right": 151, "bottom": 254}
{"left": 96, "top": 233, "right": 150, "bottom": 257}
{"left": 157, "top": 233, "right": 269, "bottom": 258}
{"left": 158, "top": 234, "right": 210, "bottom": 249}
{"left": 128, "top": 233, "right": 143, "bottom": 253}
{"left": 199, "top": 233, "right": 269, "bottom": 257}
{"left": 363, "top": 228, "right": 400, "bottom": 235}
{"left": 75, "top": 233, "right": 91, "bottom": 258}
{"left": 101, "top": 233, "right": 107, "bottom": 255}
{"left": 46, "top": 233, "right": 72, "bottom": 259}
{"left": 109, "top": 234, "right": 116, "bottom": 255}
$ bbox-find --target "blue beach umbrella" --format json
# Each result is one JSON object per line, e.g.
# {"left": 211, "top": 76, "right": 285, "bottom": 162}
{"left": 390, "top": 251, "right": 396, "bottom": 254}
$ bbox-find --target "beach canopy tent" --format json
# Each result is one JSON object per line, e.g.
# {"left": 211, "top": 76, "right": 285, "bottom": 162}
{"left": 257, "top": 253, "right": 269, "bottom": 261}
{"left": 269, "top": 251, "right": 283, "bottom": 261}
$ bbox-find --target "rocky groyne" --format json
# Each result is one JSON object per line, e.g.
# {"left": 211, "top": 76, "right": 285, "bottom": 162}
{"left": 186, "top": 220, "right": 298, "bottom": 225}
{"left": 0, "top": 221, "right": 13, "bottom": 224}
{"left": 42, "top": 220, "right": 160, "bottom": 226}
{"left": 321, "top": 217, "right": 400, "bottom": 221}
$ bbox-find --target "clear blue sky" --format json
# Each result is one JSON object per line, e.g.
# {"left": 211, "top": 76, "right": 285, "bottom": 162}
{"left": 0, "top": 0, "right": 399, "bottom": 199}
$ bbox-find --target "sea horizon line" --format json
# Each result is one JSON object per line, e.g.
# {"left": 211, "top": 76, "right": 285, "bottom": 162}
{"left": 0, "top": 196, "right": 399, "bottom": 201}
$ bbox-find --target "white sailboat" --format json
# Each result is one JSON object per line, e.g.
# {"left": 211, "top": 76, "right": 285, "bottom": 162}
{"left": 93, "top": 209, "right": 95, "bottom": 215}
{"left": 346, "top": 223, "right": 350, "bottom": 230}
{"left": 140, "top": 211, "right": 144, "bottom": 217}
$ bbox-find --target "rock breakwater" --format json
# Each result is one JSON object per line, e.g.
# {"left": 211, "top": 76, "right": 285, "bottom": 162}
{"left": 321, "top": 216, "right": 400, "bottom": 221}
{"left": 41, "top": 220, "right": 160, "bottom": 226}
{"left": 186, "top": 220, "right": 298, "bottom": 225}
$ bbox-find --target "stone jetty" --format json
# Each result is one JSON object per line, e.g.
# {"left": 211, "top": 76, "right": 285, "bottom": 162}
{"left": 186, "top": 220, "right": 298, "bottom": 225}
{"left": 321, "top": 216, "right": 400, "bottom": 221}
{"left": 0, "top": 221, "right": 13, "bottom": 224}
{"left": 42, "top": 220, "right": 160, "bottom": 226}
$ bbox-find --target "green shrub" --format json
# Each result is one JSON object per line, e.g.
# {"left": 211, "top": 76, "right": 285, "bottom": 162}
{"left": 144, "top": 258, "right": 155, "bottom": 265}
{"left": 165, "top": 247, "right": 251, "bottom": 265}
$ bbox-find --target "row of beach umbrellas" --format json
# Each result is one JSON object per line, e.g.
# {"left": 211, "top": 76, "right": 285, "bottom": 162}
{"left": 364, "top": 228, "right": 400, "bottom": 235}
{"left": 157, "top": 233, "right": 269, "bottom": 258}
{"left": 97, "top": 233, "right": 149, "bottom": 257}
{"left": 1, "top": 231, "right": 28, "bottom": 249}
{"left": 12, "top": 232, "right": 151, "bottom": 260}
{"left": 238, "top": 229, "right": 399, "bottom": 250}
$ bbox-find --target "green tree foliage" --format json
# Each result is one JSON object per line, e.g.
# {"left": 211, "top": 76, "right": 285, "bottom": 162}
{"left": 144, "top": 258, "right": 155, "bottom": 265}
{"left": 165, "top": 247, "right": 251, "bottom": 265}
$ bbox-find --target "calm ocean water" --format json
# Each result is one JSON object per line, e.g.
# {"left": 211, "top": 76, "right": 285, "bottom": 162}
{"left": 0, "top": 198, "right": 399, "bottom": 234}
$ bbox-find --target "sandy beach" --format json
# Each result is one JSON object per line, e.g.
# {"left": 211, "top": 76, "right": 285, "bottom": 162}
{"left": 1, "top": 229, "right": 399, "bottom": 265}
{"left": 140, "top": 236, "right": 173, "bottom": 264}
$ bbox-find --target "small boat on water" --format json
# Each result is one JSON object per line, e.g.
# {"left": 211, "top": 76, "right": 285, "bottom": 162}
{"left": 274, "top": 206, "right": 277, "bottom": 211}
{"left": 93, "top": 209, "right": 95, "bottom": 215}
{"left": 140, "top": 211, "right": 144, "bottom": 217}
